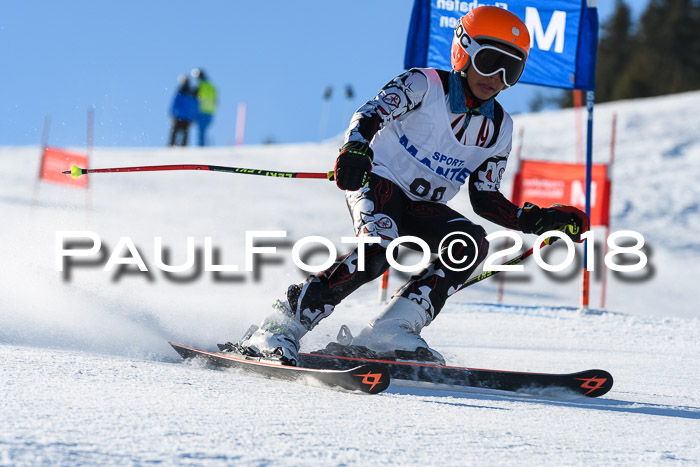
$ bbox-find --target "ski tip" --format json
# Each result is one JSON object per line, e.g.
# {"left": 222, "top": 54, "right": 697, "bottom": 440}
{"left": 169, "top": 341, "right": 185, "bottom": 355}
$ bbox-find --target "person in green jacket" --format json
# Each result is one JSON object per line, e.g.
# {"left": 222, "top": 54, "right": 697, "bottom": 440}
{"left": 192, "top": 68, "right": 217, "bottom": 146}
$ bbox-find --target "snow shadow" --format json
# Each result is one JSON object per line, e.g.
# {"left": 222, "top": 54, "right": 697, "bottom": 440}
{"left": 388, "top": 384, "right": 700, "bottom": 420}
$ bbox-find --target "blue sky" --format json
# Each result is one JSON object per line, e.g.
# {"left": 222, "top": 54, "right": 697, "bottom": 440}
{"left": 1, "top": 1, "right": 649, "bottom": 148}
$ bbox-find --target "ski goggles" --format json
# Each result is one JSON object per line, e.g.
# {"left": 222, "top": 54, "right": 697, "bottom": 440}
{"left": 454, "top": 22, "right": 525, "bottom": 87}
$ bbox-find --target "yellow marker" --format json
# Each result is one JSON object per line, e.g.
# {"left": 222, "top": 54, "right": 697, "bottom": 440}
{"left": 70, "top": 165, "right": 83, "bottom": 179}
{"left": 544, "top": 223, "right": 577, "bottom": 245}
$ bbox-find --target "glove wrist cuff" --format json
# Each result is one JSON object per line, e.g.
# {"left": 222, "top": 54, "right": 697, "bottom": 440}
{"left": 340, "top": 141, "right": 374, "bottom": 162}
{"left": 517, "top": 202, "right": 541, "bottom": 234}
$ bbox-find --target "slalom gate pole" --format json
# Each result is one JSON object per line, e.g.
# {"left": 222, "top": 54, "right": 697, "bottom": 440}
{"left": 63, "top": 164, "right": 335, "bottom": 181}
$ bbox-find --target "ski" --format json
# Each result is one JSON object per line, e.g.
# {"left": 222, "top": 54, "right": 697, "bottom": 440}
{"left": 169, "top": 343, "right": 390, "bottom": 394}
{"left": 299, "top": 351, "right": 613, "bottom": 398}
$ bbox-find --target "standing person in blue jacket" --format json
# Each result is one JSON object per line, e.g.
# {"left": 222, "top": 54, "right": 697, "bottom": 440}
{"left": 191, "top": 68, "right": 218, "bottom": 146}
{"left": 168, "top": 75, "right": 198, "bottom": 147}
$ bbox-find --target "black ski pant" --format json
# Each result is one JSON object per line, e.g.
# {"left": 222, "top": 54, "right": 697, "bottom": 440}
{"left": 291, "top": 174, "right": 489, "bottom": 329}
{"left": 169, "top": 118, "right": 191, "bottom": 147}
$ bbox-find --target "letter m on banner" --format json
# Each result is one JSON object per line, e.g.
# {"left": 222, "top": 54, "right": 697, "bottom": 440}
{"left": 512, "top": 160, "right": 610, "bottom": 226}
{"left": 39, "top": 146, "right": 88, "bottom": 189}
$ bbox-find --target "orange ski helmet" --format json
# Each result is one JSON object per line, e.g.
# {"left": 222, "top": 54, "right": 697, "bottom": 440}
{"left": 451, "top": 6, "right": 531, "bottom": 86}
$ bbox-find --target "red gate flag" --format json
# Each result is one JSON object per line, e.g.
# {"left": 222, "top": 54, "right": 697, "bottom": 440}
{"left": 40, "top": 146, "right": 88, "bottom": 188}
{"left": 512, "top": 160, "right": 610, "bottom": 227}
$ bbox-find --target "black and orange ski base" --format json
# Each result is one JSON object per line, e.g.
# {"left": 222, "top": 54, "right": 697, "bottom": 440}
{"left": 169, "top": 343, "right": 390, "bottom": 394}
{"left": 299, "top": 352, "right": 613, "bottom": 398}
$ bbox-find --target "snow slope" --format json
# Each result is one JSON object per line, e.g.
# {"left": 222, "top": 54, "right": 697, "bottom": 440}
{"left": 1, "top": 91, "right": 699, "bottom": 465}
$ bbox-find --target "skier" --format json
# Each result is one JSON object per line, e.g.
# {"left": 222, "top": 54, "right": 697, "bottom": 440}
{"left": 231, "top": 6, "right": 589, "bottom": 366}
{"left": 168, "top": 75, "right": 198, "bottom": 147}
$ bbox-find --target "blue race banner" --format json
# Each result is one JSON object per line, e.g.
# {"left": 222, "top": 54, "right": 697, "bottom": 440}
{"left": 404, "top": 0, "right": 598, "bottom": 90}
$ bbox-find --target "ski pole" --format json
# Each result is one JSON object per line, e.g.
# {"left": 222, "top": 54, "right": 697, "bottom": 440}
{"left": 456, "top": 223, "right": 577, "bottom": 293}
{"left": 456, "top": 242, "right": 543, "bottom": 293}
{"left": 63, "top": 164, "right": 335, "bottom": 181}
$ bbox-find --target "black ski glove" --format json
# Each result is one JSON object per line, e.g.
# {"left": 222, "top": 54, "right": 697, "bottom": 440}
{"left": 334, "top": 141, "right": 373, "bottom": 191}
{"left": 518, "top": 202, "right": 590, "bottom": 243}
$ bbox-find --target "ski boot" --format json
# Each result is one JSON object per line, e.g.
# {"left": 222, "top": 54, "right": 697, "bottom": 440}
{"left": 349, "top": 296, "right": 445, "bottom": 364}
{"left": 223, "top": 292, "right": 309, "bottom": 366}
